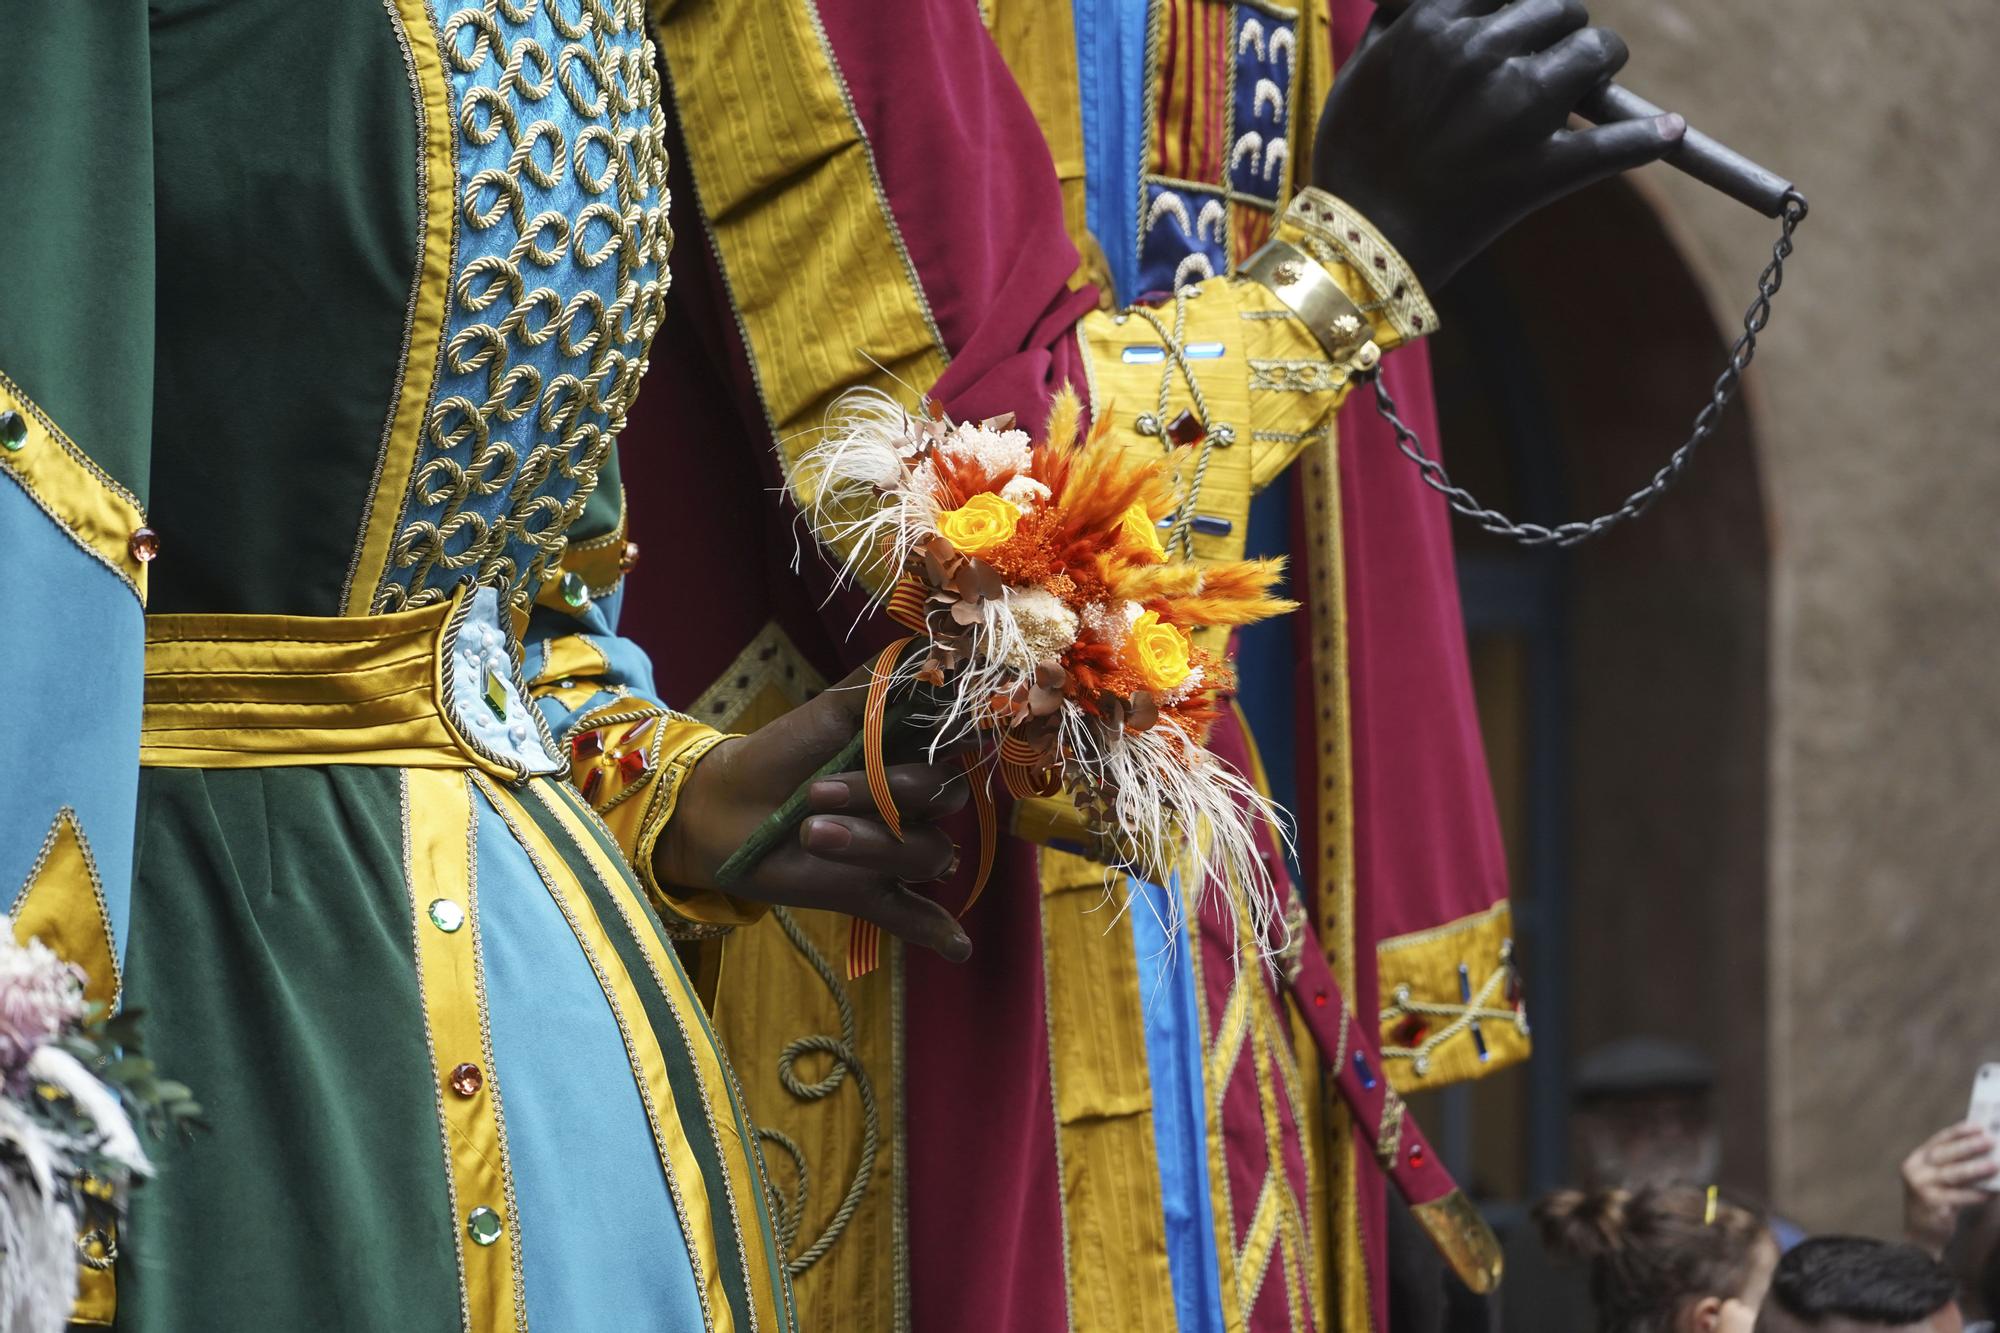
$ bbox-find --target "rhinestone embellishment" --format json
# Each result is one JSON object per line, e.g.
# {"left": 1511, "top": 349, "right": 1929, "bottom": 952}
{"left": 466, "top": 1207, "right": 504, "bottom": 1247}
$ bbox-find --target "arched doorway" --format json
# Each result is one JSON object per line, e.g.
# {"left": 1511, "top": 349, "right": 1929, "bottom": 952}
{"left": 1414, "top": 176, "right": 1774, "bottom": 1212}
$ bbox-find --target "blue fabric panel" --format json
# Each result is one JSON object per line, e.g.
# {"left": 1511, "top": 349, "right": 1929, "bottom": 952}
{"left": 524, "top": 583, "right": 674, "bottom": 742}
{"left": 1228, "top": 9, "right": 1295, "bottom": 203}
{"left": 1075, "top": 0, "right": 1154, "bottom": 305}
{"left": 0, "top": 476, "right": 141, "bottom": 959}
{"left": 1138, "top": 180, "right": 1231, "bottom": 298}
{"left": 472, "top": 789, "right": 704, "bottom": 1330}
{"left": 1233, "top": 475, "right": 1302, "bottom": 876}
{"left": 382, "top": 5, "right": 669, "bottom": 607}
{"left": 1130, "top": 874, "right": 1228, "bottom": 1333}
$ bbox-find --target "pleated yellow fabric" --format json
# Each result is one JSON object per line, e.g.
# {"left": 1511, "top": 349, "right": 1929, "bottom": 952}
{"left": 139, "top": 602, "right": 463, "bottom": 769}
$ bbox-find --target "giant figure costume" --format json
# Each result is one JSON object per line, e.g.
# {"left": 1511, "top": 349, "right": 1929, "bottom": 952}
{"left": 616, "top": 2, "right": 1524, "bottom": 1330}
{"left": 0, "top": 4, "right": 800, "bottom": 1328}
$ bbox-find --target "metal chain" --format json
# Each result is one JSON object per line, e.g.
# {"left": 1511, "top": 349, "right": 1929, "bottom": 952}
{"left": 1372, "top": 190, "right": 1808, "bottom": 548}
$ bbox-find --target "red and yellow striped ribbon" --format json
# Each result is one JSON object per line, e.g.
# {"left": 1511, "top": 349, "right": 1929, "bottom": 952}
{"left": 861, "top": 636, "right": 916, "bottom": 841}
{"left": 885, "top": 576, "right": 928, "bottom": 634}
{"left": 958, "top": 750, "right": 997, "bottom": 921}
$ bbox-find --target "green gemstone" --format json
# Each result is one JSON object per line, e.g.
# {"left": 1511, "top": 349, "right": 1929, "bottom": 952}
{"left": 466, "top": 1206, "right": 504, "bottom": 1246}
{"left": 482, "top": 667, "right": 509, "bottom": 721}
{"left": 0, "top": 411, "right": 25, "bottom": 451}
{"left": 559, "top": 572, "right": 589, "bottom": 609}
{"left": 427, "top": 898, "right": 465, "bottom": 933}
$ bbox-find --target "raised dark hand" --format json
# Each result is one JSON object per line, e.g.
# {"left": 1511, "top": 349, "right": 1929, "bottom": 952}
{"left": 1313, "top": 0, "right": 1687, "bottom": 291}
{"left": 652, "top": 665, "right": 974, "bottom": 961}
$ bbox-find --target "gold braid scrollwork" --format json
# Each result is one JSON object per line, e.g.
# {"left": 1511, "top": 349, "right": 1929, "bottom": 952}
{"left": 755, "top": 908, "right": 881, "bottom": 1279}
{"left": 379, "top": 0, "right": 672, "bottom": 613}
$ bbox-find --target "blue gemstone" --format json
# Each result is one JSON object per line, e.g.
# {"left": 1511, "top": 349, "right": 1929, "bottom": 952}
{"left": 1353, "top": 1051, "right": 1376, "bottom": 1092}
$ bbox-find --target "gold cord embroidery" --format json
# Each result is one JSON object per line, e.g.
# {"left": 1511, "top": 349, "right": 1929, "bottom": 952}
{"left": 379, "top": 0, "right": 672, "bottom": 613}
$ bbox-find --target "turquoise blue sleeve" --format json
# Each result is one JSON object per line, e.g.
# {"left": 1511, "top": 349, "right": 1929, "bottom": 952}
{"left": 0, "top": 2, "right": 157, "bottom": 965}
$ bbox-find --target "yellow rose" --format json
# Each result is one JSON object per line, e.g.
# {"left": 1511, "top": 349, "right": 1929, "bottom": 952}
{"left": 935, "top": 492, "right": 1020, "bottom": 556}
{"left": 1118, "top": 502, "right": 1167, "bottom": 563}
{"left": 1126, "top": 610, "right": 1193, "bottom": 693}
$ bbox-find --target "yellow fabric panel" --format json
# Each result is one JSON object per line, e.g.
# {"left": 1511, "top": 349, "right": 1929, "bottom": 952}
{"left": 526, "top": 633, "right": 611, "bottom": 691}
{"left": 983, "top": 0, "right": 1090, "bottom": 265}
{"left": 1376, "top": 902, "right": 1529, "bottom": 1089}
{"left": 402, "top": 769, "right": 526, "bottom": 1333}
{"left": 1076, "top": 274, "right": 1352, "bottom": 661}
{"left": 0, "top": 368, "right": 149, "bottom": 602}
{"left": 1037, "top": 850, "right": 1180, "bottom": 1333}
{"left": 1295, "top": 431, "right": 1372, "bottom": 1333}
{"left": 10, "top": 808, "right": 120, "bottom": 1012}
{"left": 11, "top": 809, "right": 121, "bottom": 1325}
{"left": 711, "top": 907, "right": 910, "bottom": 1333}
{"left": 342, "top": 0, "right": 457, "bottom": 615}
{"left": 521, "top": 778, "right": 789, "bottom": 1333}
{"left": 650, "top": 0, "right": 949, "bottom": 504}
{"left": 137, "top": 601, "right": 473, "bottom": 771}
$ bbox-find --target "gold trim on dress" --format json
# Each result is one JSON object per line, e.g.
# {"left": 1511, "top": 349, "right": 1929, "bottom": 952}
{"left": 344, "top": 0, "right": 458, "bottom": 615}
{"left": 0, "top": 369, "right": 150, "bottom": 601}
{"left": 522, "top": 778, "right": 792, "bottom": 1333}
{"left": 402, "top": 769, "right": 527, "bottom": 1333}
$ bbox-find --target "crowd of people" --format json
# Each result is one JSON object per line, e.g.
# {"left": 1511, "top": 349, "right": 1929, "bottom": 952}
{"left": 1400, "top": 1037, "right": 1999, "bottom": 1329}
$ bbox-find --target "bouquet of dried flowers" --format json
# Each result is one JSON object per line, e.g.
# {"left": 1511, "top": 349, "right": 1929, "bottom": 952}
{"left": 715, "top": 388, "right": 1297, "bottom": 975}
{"left": 0, "top": 925, "right": 201, "bottom": 1330}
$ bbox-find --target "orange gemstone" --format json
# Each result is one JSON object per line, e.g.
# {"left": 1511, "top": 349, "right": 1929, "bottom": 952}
{"left": 129, "top": 528, "right": 160, "bottom": 562}
{"left": 449, "top": 1062, "right": 483, "bottom": 1097}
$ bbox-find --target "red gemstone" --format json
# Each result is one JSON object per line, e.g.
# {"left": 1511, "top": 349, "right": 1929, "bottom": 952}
{"left": 128, "top": 528, "right": 160, "bottom": 562}
{"left": 1312, "top": 991, "right": 1328, "bottom": 1008}
{"left": 1393, "top": 1016, "right": 1430, "bottom": 1046}
{"left": 620, "top": 716, "right": 658, "bottom": 746}
{"left": 449, "top": 1062, "right": 484, "bottom": 1097}
{"left": 1408, "top": 1144, "right": 1426, "bottom": 1169}
{"left": 571, "top": 730, "right": 604, "bottom": 761}
{"left": 1164, "top": 409, "right": 1206, "bottom": 447}
{"left": 580, "top": 767, "right": 605, "bottom": 804}
{"left": 619, "top": 540, "right": 642, "bottom": 573}
{"left": 617, "top": 748, "right": 652, "bottom": 781}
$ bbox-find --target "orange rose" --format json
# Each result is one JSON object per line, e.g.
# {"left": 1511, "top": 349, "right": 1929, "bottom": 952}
{"left": 935, "top": 493, "right": 1019, "bottom": 556}
{"left": 1126, "top": 610, "right": 1193, "bottom": 693}
{"left": 1118, "top": 502, "right": 1167, "bottom": 563}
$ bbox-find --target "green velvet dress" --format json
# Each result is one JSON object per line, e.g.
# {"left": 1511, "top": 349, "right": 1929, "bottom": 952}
{"left": 0, "top": 3, "right": 794, "bottom": 1329}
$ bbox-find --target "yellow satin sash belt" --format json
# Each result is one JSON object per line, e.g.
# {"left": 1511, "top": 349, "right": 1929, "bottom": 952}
{"left": 140, "top": 591, "right": 552, "bottom": 779}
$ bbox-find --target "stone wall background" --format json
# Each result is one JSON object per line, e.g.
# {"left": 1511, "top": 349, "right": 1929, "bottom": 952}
{"left": 1581, "top": 0, "right": 2000, "bottom": 1235}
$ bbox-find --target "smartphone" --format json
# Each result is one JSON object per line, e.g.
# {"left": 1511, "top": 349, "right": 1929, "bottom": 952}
{"left": 1972, "top": 1064, "right": 2000, "bottom": 1192}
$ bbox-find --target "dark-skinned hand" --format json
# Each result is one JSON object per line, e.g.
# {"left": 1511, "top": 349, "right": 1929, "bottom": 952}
{"left": 1313, "top": 0, "right": 1687, "bottom": 292}
{"left": 652, "top": 664, "right": 974, "bottom": 962}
